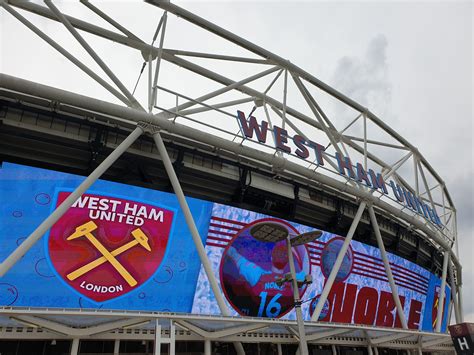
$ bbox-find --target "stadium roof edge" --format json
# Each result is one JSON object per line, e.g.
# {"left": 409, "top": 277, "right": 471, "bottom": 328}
{"left": 0, "top": 73, "right": 461, "bottom": 276}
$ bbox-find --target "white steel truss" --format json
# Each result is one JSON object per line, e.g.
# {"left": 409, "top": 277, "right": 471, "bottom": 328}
{"left": 0, "top": 1, "right": 462, "bottom": 354}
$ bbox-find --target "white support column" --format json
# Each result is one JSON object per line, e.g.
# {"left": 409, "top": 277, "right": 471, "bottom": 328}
{"left": 151, "top": 131, "right": 245, "bottom": 355}
{"left": 155, "top": 320, "right": 162, "bottom": 355}
{"left": 169, "top": 320, "right": 175, "bottom": 355}
{"left": 365, "top": 331, "right": 374, "bottom": 355}
{"left": 286, "top": 235, "right": 308, "bottom": 355}
{"left": 113, "top": 339, "right": 120, "bottom": 355}
{"left": 70, "top": 338, "right": 80, "bottom": 355}
{"left": 368, "top": 205, "right": 408, "bottom": 329}
{"left": 435, "top": 251, "right": 449, "bottom": 332}
{"left": 458, "top": 284, "right": 464, "bottom": 323}
{"left": 373, "top": 347, "right": 379, "bottom": 355}
{"left": 0, "top": 126, "right": 143, "bottom": 276}
{"left": 367, "top": 345, "right": 373, "bottom": 355}
{"left": 204, "top": 339, "right": 211, "bottom": 355}
{"left": 331, "top": 344, "right": 337, "bottom": 355}
{"left": 311, "top": 201, "right": 367, "bottom": 321}
{"left": 276, "top": 343, "right": 283, "bottom": 355}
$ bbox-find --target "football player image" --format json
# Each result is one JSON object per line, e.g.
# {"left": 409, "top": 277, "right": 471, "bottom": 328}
{"left": 220, "top": 220, "right": 310, "bottom": 318}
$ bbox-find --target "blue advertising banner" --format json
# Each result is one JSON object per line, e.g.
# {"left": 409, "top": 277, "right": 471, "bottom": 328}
{"left": 0, "top": 163, "right": 450, "bottom": 332}
{"left": 0, "top": 163, "right": 212, "bottom": 312}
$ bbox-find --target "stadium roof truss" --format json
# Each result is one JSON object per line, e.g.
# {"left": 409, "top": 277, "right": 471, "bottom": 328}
{"left": 0, "top": 0, "right": 461, "bottom": 353}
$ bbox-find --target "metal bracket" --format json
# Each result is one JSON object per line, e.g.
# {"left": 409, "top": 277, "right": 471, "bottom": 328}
{"left": 137, "top": 121, "right": 160, "bottom": 134}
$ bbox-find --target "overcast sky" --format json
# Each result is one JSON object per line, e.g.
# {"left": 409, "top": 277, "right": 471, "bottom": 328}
{"left": 1, "top": 0, "right": 473, "bottom": 323}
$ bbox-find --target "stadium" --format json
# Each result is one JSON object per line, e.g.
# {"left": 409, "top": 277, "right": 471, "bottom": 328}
{"left": 0, "top": 1, "right": 464, "bottom": 354}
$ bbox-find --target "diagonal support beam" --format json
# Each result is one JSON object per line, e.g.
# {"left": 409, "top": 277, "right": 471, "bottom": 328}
{"left": 179, "top": 97, "right": 255, "bottom": 116}
{"left": 164, "top": 48, "right": 270, "bottom": 64}
{"left": 368, "top": 205, "right": 408, "bottom": 329}
{"left": 306, "top": 328, "right": 350, "bottom": 342}
{"left": 435, "top": 251, "right": 449, "bottom": 332}
{"left": 150, "top": 128, "right": 245, "bottom": 355}
{"left": 156, "top": 66, "right": 280, "bottom": 116}
{"left": 0, "top": 1, "right": 131, "bottom": 106}
{"left": 11, "top": 315, "right": 150, "bottom": 337}
{"left": 311, "top": 202, "right": 367, "bottom": 321}
{"left": 44, "top": 0, "right": 142, "bottom": 110}
{"left": 211, "top": 323, "right": 268, "bottom": 339}
{"left": 448, "top": 262, "right": 461, "bottom": 323}
{"left": 80, "top": 0, "right": 142, "bottom": 41}
{"left": 421, "top": 335, "right": 451, "bottom": 348}
{"left": 0, "top": 126, "right": 143, "bottom": 276}
{"left": 151, "top": 11, "right": 167, "bottom": 108}
{"left": 370, "top": 332, "right": 413, "bottom": 345}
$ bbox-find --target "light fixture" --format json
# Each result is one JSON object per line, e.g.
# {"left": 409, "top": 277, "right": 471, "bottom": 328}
{"left": 249, "top": 222, "right": 288, "bottom": 243}
{"left": 141, "top": 340, "right": 146, "bottom": 345}
{"left": 290, "top": 230, "right": 322, "bottom": 246}
{"left": 51, "top": 340, "right": 56, "bottom": 345}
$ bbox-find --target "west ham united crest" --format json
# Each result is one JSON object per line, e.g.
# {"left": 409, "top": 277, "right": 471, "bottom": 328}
{"left": 47, "top": 191, "right": 175, "bottom": 303}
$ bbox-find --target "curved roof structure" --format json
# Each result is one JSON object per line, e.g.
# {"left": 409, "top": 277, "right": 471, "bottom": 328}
{"left": 0, "top": 1, "right": 462, "bottom": 353}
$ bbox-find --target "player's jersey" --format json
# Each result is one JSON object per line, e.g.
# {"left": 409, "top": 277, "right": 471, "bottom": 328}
{"left": 230, "top": 251, "right": 306, "bottom": 317}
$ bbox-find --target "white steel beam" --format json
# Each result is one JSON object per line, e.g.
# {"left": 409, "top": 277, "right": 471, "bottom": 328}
{"left": 0, "top": 126, "right": 143, "bottom": 276}
{"left": 156, "top": 66, "right": 280, "bottom": 116}
{"left": 435, "top": 251, "right": 449, "bottom": 332}
{"left": 179, "top": 97, "right": 254, "bottom": 116}
{"left": 155, "top": 320, "right": 162, "bottom": 355}
{"left": 371, "top": 333, "right": 413, "bottom": 345}
{"left": 70, "top": 338, "right": 79, "bottom": 355}
{"left": 0, "top": 1, "right": 131, "bottom": 106}
{"left": 164, "top": 48, "right": 270, "bottom": 64}
{"left": 44, "top": 0, "right": 142, "bottom": 109}
{"left": 417, "top": 160, "right": 440, "bottom": 219}
{"left": 343, "top": 135, "right": 409, "bottom": 150}
{"left": 169, "top": 320, "right": 176, "bottom": 355}
{"left": 448, "top": 262, "right": 461, "bottom": 323}
{"left": 368, "top": 206, "right": 408, "bottom": 329}
{"left": 205, "top": 339, "right": 211, "bottom": 355}
{"left": 286, "top": 234, "right": 308, "bottom": 355}
{"left": 310, "top": 202, "right": 367, "bottom": 321}
{"left": 174, "top": 320, "right": 266, "bottom": 339}
{"left": 151, "top": 12, "right": 167, "bottom": 108}
{"left": 306, "top": 329, "right": 349, "bottom": 342}
{"left": 421, "top": 335, "right": 451, "bottom": 348}
{"left": 10, "top": 315, "right": 151, "bottom": 337}
{"left": 113, "top": 339, "right": 120, "bottom": 355}
{"left": 80, "top": 0, "right": 141, "bottom": 41}
{"left": 151, "top": 130, "right": 244, "bottom": 355}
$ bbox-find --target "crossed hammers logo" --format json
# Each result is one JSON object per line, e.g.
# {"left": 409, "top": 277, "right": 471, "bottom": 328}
{"left": 66, "top": 221, "right": 152, "bottom": 287}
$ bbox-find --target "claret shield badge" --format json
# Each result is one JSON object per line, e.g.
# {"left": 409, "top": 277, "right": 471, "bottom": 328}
{"left": 47, "top": 191, "right": 175, "bottom": 303}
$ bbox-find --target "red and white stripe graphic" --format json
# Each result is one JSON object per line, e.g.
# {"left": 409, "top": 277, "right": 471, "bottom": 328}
{"left": 205, "top": 216, "right": 244, "bottom": 248}
{"left": 205, "top": 217, "right": 429, "bottom": 295}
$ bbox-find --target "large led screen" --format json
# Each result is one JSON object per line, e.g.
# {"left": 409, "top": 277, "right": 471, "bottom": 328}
{"left": 0, "top": 163, "right": 449, "bottom": 332}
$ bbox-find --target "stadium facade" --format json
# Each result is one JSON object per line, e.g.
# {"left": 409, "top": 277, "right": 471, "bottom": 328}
{"left": 0, "top": 1, "right": 463, "bottom": 354}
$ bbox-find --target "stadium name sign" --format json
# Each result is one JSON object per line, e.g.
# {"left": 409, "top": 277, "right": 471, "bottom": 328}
{"left": 237, "top": 111, "right": 443, "bottom": 227}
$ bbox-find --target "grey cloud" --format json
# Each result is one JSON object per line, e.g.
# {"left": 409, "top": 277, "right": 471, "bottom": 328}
{"left": 331, "top": 34, "right": 392, "bottom": 119}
